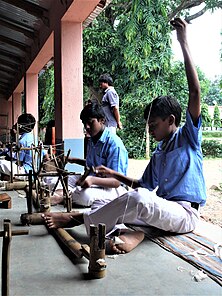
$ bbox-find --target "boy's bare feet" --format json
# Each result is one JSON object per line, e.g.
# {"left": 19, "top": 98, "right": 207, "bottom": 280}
{"left": 107, "top": 230, "right": 144, "bottom": 254}
{"left": 42, "top": 211, "right": 83, "bottom": 229}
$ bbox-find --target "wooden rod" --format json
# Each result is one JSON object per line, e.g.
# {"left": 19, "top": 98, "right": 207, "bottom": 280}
{"left": 5, "top": 181, "right": 28, "bottom": 190}
{"left": 52, "top": 228, "right": 90, "bottom": 260}
{"left": 9, "top": 143, "right": 13, "bottom": 183}
{"left": 20, "top": 213, "right": 44, "bottom": 226}
{"left": 27, "top": 170, "right": 33, "bottom": 214}
{"left": 2, "top": 219, "right": 11, "bottom": 296}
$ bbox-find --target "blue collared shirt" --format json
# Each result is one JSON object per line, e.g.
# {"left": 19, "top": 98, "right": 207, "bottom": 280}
{"left": 86, "top": 128, "right": 128, "bottom": 175}
{"left": 18, "top": 132, "right": 35, "bottom": 173}
{"left": 139, "top": 110, "right": 207, "bottom": 206}
{"left": 18, "top": 133, "right": 46, "bottom": 173}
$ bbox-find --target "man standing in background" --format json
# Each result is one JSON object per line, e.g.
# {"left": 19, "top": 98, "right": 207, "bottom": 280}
{"left": 99, "top": 73, "right": 122, "bottom": 133}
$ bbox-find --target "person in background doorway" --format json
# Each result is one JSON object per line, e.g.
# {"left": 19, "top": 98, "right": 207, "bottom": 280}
{"left": 99, "top": 73, "right": 122, "bottom": 134}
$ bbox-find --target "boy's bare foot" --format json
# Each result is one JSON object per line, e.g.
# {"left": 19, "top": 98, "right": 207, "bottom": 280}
{"left": 42, "top": 211, "right": 83, "bottom": 229}
{"left": 107, "top": 230, "right": 144, "bottom": 254}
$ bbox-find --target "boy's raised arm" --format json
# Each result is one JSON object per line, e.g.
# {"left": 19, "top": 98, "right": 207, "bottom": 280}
{"left": 171, "top": 18, "right": 201, "bottom": 126}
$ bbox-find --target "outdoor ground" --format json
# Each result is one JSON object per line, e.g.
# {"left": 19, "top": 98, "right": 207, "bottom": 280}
{"left": 128, "top": 158, "right": 222, "bottom": 228}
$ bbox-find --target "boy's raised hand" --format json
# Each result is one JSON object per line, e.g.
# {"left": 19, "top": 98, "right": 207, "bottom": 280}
{"left": 170, "top": 18, "right": 188, "bottom": 43}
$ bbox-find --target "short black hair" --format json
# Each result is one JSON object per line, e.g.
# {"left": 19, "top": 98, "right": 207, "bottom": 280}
{"left": 144, "top": 95, "right": 182, "bottom": 127}
{"left": 17, "top": 113, "right": 36, "bottom": 134}
{"left": 98, "top": 73, "right": 113, "bottom": 86}
{"left": 80, "top": 100, "right": 105, "bottom": 123}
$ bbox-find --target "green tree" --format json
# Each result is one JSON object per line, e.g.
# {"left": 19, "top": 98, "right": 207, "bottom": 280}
{"left": 162, "top": 61, "right": 210, "bottom": 120}
{"left": 38, "top": 0, "right": 222, "bottom": 157}
{"left": 213, "top": 104, "right": 221, "bottom": 129}
{"left": 38, "top": 65, "right": 55, "bottom": 127}
{"left": 82, "top": 0, "right": 222, "bottom": 157}
{"left": 83, "top": 0, "right": 222, "bottom": 97}
{"left": 201, "top": 103, "right": 212, "bottom": 129}
{"left": 204, "top": 76, "right": 222, "bottom": 105}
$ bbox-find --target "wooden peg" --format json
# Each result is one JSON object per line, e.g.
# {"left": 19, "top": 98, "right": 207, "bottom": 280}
{"left": 1, "top": 219, "right": 29, "bottom": 296}
{"left": 39, "top": 186, "right": 51, "bottom": 212}
{"left": 88, "top": 224, "right": 106, "bottom": 279}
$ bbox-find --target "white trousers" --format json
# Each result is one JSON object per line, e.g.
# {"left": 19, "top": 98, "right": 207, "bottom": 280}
{"left": 43, "top": 174, "right": 127, "bottom": 207}
{"left": 83, "top": 187, "right": 199, "bottom": 235}
{"left": 0, "top": 159, "right": 26, "bottom": 180}
{"left": 70, "top": 184, "right": 127, "bottom": 207}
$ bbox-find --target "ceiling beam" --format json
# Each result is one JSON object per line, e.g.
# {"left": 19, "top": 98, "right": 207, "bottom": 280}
{"left": 0, "top": 63, "right": 17, "bottom": 74}
{"left": 0, "top": 34, "right": 31, "bottom": 52}
{"left": 0, "top": 57, "right": 22, "bottom": 68}
{"left": 0, "top": 16, "right": 37, "bottom": 38}
{"left": 1, "top": 0, "right": 49, "bottom": 26}
{"left": 0, "top": 49, "right": 25, "bottom": 64}
{"left": 0, "top": 70, "right": 14, "bottom": 78}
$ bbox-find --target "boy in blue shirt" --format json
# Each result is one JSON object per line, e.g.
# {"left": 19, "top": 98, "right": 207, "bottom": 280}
{"left": 46, "top": 100, "right": 128, "bottom": 207}
{"left": 0, "top": 113, "right": 37, "bottom": 180}
{"left": 43, "top": 18, "right": 207, "bottom": 254}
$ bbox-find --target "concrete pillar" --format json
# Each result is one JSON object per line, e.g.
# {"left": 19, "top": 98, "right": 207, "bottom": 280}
{"left": 25, "top": 73, "right": 39, "bottom": 141}
{"left": 0, "top": 99, "right": 11, "bottom": 142}
{"left": 54, "top": 20, "right": 84, "bottom": 172}
{"left": 13, "top": 92, "right": 22, "bottom": 124}
{"left": 7, "top": 100, "right": 12, "bottom": 129}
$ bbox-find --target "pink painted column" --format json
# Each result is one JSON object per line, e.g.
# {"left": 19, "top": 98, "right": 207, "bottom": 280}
{"left": 0, "top": 99, "right": 11, "bottom": 142}
{"left": 54, "top": 20, "right": 84, "bottom": 171}
{"left": 13, "top": 92, "right": 22, "bottom": 124}
{"left": 1, "top": 99, "right": 9, "bottom": 115}
{"left": 25, "top": 73, "right": 39, "bottom": 140}
{"left": 7, "top": 100, "right": 12, "bottom": 129}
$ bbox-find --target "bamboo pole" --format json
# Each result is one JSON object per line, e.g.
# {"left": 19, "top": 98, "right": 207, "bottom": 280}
{"left": 20, "top": 213, "right": 44, "bottom": 226}
{"left": 52, "top": 228, "right": 90, "bottom": 260}
{"left": 5, "top": 181, "right": 28, "bottom": 191}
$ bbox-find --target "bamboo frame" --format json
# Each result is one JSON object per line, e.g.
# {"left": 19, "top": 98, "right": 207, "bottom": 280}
{"left": 0, "top": 219, "right": 29, "bottom": 296}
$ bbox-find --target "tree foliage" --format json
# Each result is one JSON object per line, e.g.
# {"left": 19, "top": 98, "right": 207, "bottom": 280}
{"left": 201, "top": 103, "right": 212, "bottom": 128}
{"left": 38, "top": 65, "right": 55, "bottom": 127}
{"left": 38, "top": 0, "right": 222, "bottom": 157}
{"left": 204, "top": 77, "right": 222, "bottom": 105}
{"left": 213, "top": 104, "right": 221, "bottom": 129}
{"left": 82, "top": 0, "right": 221, "bottom": 157}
